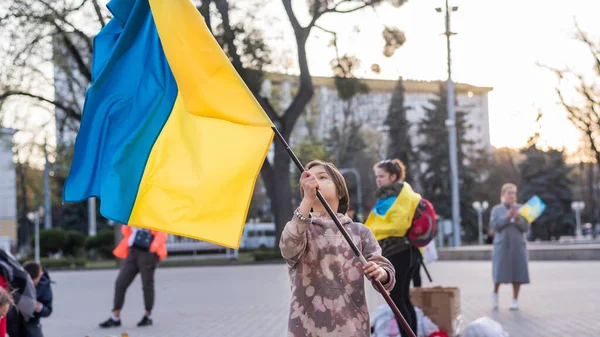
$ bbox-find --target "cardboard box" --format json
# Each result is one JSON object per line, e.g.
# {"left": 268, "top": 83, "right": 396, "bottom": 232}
{"left": 410, "top": 287, "right": 462, "bottom": 336}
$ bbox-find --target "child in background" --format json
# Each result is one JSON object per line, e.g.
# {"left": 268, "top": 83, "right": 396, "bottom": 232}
{"left": 23, "top": 261, "right": 52, "bottom": 337}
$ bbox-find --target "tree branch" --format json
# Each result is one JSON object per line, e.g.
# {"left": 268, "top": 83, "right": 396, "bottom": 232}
{"left": 282, "top": 0, "right": 303, "bottom": 34}
{"left": 198, "top": 0, "right": 213, "bottom": 34}
{"left": 259, "top": 158, "right": 274, "bottom": 200}
{"left": 214, "top": 0, "right": 243, "bottom": 73}
{"left": 575, "top": 74, "right": 600, "bottom": 123}
{"left": 556, "top": 87, "right": 590, "bottom": 132}
{"left": 331, "top": 0, "right": 383, "bottom": 14}
{"left": 574, "top": 20, "right": 600, "bottom": 76}
{"left": 9, "top": 9, "right": 93, "bottom": 82}
{"left": 332, "top": 2, "right": 370, "bottom": 14}
{"left": 56, "top": 31, "right": 92, "bottom": 82}
{"left": 281, "top": 0, "right": 314, "bottom": 137}
{"left": 0, "top": 91, "right": 81, "bottom": 121}
{"left": 254, "top": 95, "right": 280, "bottom": 126}
{"left": 314, "top": 24, "right": 336, "bottom": 36}
{"left": 90, "top": 0, "right": 107, "bottom": 28}
{"left": 36, "top": 0, "right": 94, "bottom": 55}
{"left": 314, "top": 25, "right": 340, "bottom": 60}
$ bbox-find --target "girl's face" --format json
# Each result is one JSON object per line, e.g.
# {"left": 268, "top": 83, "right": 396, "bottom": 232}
{"left": 503, "top": 186, "right": 517, "bottom": 204}
{"left": 375, "top": 167, "right": 397, "bottom": 188}
{"left": 308, "top": 165, "right": 339, "bottom": 214}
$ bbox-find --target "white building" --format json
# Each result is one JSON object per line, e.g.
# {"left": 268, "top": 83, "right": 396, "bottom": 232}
{"left": 0, "top": 128, "right": 18, "bottom": 251}
{"left": 262, "top": 73, "right": 493, "bottom": 157}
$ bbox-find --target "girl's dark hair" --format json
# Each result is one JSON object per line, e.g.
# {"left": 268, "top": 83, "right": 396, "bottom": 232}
{"left": 303, "top": 160, "right": 350, "bottom": 215}
{"left": 23, "top": 261, "right": 42, "bottom": 281}
{"left": 375, "top": 158, "right": 406, "bottom": 182}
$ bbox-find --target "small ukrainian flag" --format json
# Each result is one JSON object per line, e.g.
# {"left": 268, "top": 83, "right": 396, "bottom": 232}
{"left": 519, "top": 195, "right": 546, "bottom": 223}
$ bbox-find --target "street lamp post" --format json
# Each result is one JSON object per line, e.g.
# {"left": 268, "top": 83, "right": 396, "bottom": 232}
{"left": 436, "top": 0, "right": 461, "bottom": 247}
{"left": 472, "top": 201, "right": 489, "bottom": 245}
{"left": 43, "top": 143, "right": 52, "bottom": 229}
{"left": 27, "top": 206, "right": 45, "bottom": 263}
{"left": 88, "top": 198, "right": 97, "bottom": 237}
{"left": 571, "top": 201, "right": 585, "bottom": 239}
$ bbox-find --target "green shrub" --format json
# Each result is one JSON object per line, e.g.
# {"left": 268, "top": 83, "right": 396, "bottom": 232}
{"left": 64, "top": 231, "right": 86, "bottom": 257}
{"left": 32, "top": 229, "right": 67, "bottom": 257}
{"left": 73, "top": 258, "right": 87, "bottom": 268}
{"left": 252, "top": 249, "right": 283, "bottom": 262}
{"left": 85, "top": 229, "right": 115, "bottom": 259}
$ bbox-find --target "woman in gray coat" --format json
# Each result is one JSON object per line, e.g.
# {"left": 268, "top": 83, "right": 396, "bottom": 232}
{"left": 489, "top": 183, "right": 530, "bottom": 311}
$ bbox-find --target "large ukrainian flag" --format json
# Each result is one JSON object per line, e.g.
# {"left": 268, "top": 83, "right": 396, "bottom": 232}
{"left": 63, "top": 0, "right": 274, "bottom": 248}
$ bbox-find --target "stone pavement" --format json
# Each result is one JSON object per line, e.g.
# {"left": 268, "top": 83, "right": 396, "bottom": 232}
{"left": 43, "top": 261, "right": 599, "bottom": 337}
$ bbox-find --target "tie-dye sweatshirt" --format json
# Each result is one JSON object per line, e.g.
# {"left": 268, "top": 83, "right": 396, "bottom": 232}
{"left": 279, "top": 213, "right": 396, "bottom": 337}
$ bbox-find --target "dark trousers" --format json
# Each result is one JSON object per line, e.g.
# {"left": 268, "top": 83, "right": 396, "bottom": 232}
{"left": 412, "top": 258, "right": 422, "bottom": 287}
{"left": 112, "top": 247, "right": 158, "bottom": 313}
{"left": 387, "top": 247, "right": 420, "bottom": 337}
{"left": 26, "top": 321, "right": 44, "bottom": 337}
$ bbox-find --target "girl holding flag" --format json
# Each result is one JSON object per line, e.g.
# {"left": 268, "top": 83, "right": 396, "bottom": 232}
{"left": 280, "top": 160, "right": 395, "bottom": 337}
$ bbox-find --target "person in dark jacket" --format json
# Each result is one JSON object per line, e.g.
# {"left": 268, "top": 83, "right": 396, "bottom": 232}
{"left": 23, "top": 262, "right": 52, "bottom": 337}
{"left": 1, "top": 250, "right": 37, "bottom": 337}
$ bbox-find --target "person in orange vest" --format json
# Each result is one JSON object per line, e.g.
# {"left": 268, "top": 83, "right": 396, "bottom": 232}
{"left": 99, "top": 225, "right": 167, "bottom": 329}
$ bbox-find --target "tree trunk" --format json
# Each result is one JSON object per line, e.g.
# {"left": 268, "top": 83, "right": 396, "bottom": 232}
{"left": 261, "top": 133, "right": 294, "bottom": 247}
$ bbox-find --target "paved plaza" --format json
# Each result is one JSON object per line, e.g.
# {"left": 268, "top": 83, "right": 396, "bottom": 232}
{"left": 43, "top": 261, "right": 599, "bottom": 337}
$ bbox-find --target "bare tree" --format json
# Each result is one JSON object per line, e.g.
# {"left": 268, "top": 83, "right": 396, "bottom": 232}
{"left": 541, "top": 22, "right": 600, "bottom": 227}
{"left": 1, "top": 0, "right": 409, "bottom": 243}
{"left": 541, "top": 23, "right": 600, "bottom": 164}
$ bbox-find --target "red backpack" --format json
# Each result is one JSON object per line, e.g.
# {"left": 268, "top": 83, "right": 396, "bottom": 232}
{"left": 407, "top": 198, "right": 437, "bottom": 248}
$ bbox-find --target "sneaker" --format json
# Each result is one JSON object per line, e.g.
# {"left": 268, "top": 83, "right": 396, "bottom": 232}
{"left": 137, "top": 315, "right": 153, "bottom": 327}
{"left": 509, "top": 299, "right": 519, "bottom": 311}
{"left": 492, "top": 292, "right": 499, "bottom": 310}
{"left": 99, "top": 317, "right": 121, "bottom": 328}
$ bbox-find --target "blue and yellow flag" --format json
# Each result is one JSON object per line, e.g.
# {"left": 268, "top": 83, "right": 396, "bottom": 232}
{"left": 365, "top": 182, "right": 421, "bottom": 241}
{"left": 63, "top": 0, "right": 274, "bottom": 248}
{"left": 519, "top": 195, "right": 546, "bottom": 224}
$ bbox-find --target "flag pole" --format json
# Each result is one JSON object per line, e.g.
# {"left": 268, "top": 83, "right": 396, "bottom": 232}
{"left": 271, "top": 126, "right": 416, "bottom": 337}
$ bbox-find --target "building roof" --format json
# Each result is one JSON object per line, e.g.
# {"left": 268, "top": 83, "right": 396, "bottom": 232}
{"left": 266, "top": 73, "right": 493, "bottom": 94}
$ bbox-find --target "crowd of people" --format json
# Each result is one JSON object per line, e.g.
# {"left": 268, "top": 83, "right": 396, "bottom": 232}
{"left": 279, "top": 157, "right": 530, "bottom": 336}
{"left": 0, "top": 158, "right": 530, "bottom": 337}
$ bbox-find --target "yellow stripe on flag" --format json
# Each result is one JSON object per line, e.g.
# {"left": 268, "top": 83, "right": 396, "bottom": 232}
{"left": 127, "top": 0, "right": 275, "bottom": 248}
{"left": 148, "top": 0, "right": 273, "bottom": 127}
{"left": 129, "top": 94, "right": 274, "bottom": 248}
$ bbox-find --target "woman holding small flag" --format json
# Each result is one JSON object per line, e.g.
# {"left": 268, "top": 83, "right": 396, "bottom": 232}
{"left": 489, "top": 183, "right": 530, "bottom": 311}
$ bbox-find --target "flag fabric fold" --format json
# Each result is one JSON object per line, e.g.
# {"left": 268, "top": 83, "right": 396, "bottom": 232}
{"left": 63, "top": 0, "right": 274, "bottom": 248}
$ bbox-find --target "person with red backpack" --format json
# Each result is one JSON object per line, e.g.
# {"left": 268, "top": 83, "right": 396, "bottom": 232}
{"left": 366, "top": 159, "right": 437, "bottom": 337}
